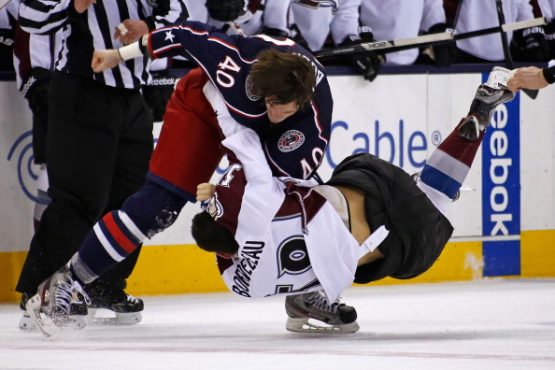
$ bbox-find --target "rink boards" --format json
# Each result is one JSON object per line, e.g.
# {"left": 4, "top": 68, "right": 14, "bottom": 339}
{"left": 0, "top": 72, "right": 554, "bottom": 301}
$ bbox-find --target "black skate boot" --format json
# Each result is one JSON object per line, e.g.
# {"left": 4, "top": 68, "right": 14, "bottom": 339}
{"left": 458, "top": 66, "right": 515, "bottom": 141}
{"left": 86, "top": 280, "right": 143, "bottom": 326}
{"left": 285, "top": 291, "right": 359, "bottom": 334}
{"left": 25, "top": 265, "right": 90, "bottom": 337}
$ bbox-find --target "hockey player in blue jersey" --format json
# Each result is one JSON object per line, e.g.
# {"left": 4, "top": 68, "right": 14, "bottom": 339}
{"left": 25, "top": 21, "right": 334, "bottom": 336}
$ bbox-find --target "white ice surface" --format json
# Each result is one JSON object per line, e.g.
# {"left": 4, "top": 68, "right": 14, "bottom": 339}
{"left": 1, "top": 280, "right": 554, "bottom": 370}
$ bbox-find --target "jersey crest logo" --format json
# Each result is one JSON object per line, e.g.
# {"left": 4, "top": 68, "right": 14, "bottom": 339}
{"left": 278, "top": 130, "right": 305, "bottom": 153}
{"left": 245, "top": 75, "right": 261, "bottom": 101}
{"left": 277, "top": 236, "right": 312, "bottom": 277}
{"left": 207, "top": 193, "right": 224, "bottom": 221}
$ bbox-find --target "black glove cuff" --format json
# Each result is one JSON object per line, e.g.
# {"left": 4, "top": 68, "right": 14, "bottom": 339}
{"left": 206, "top": 0, "right": 245, "bottom": 22}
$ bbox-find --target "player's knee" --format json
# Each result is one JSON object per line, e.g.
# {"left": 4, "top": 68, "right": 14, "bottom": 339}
{"left": 120, "top": 180, "right": 188, "bottom": 237}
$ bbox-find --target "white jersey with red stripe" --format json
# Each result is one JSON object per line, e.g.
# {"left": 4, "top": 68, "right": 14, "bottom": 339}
{"left": 209, "top": 128, "right": 361, "bottom": 301}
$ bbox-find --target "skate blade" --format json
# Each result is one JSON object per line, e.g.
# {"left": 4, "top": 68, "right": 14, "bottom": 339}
{"left": 286, "top": 317, "right": 360, "bottom": 334}
{"left": 86, "top": 309, "right": 142, "bottom": 326}
{"left": 25, "top": 294, "right": 58, "bottom": 338}
{"left": 25, "top": 295, "right": 86, "bottom": 337}
{"left": 19, "top": 312, "right": 38, "bottom": 331}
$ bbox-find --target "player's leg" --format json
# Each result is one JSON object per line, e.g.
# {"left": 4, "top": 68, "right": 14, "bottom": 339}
{"left": 26, "top": 72, "right": 224, "bottom": 336}
{"left": 83, "top": 91, "right": 153, "bottom": 325}
{"left": 419, "top": 67, "right": 515, "bottom": 213}
{"left": 19, "top": 73, "right": 132, "bottom": 332}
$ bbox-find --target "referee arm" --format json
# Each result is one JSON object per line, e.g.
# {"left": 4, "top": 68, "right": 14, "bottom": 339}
{"left": 507, "top": 65, "right": 555, "bottom": 92}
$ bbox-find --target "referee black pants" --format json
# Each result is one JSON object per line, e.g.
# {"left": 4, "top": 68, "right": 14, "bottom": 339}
{"left": 16, "top": 72, "right": 153, "bottom": 295}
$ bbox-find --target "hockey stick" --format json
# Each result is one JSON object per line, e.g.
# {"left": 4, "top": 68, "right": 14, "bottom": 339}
{"left": 0, "top": 0, "right": 12, "bottom": 9}
{"left": 495, "top": 0, "right": 538, "bottom": 99}
{"left": 316, "top": 17, "right": 546, "bottom": 59}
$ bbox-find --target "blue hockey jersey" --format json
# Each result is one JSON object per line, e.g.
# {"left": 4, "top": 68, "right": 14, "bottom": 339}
{"left": 148, "top": 21, "right": 332, "bottom": 179}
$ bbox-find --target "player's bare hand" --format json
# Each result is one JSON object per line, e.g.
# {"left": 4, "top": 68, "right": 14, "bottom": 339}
{"left": 74, "top": 0, "right": 96, "bottom": 13}
{"left": 196, "top": 183, "right": 216, "bottom": 201}
{"left": 115, "top": 19, "right": 149, "bottom": 45}
{"left": 91, "top": 49, "right": 121, "bottom": 73}
{"left": 507, "top": 67, "right": 549, "bottom": 92}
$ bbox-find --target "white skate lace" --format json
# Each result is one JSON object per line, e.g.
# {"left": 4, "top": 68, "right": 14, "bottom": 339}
{"left": 305, "top": 292, "right": 341, "bottom": 314}
{"left": 126, "top": 295, "right": 139, "bottom": 304}
{"left": 54, "top": 278, "right": 90, "bottom": 314}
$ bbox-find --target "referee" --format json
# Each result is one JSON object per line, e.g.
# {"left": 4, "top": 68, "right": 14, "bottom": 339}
{"left": 16, "top": 0, "right": 188, "bottom": 324}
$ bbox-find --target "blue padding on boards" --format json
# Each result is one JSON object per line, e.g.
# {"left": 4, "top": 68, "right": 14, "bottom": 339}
{"left": 483, "top": 240, "right": 521, "bottom": 276}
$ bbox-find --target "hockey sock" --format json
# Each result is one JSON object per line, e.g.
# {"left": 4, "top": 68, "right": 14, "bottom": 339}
{"left": 421, "top": 117, "right": 484, "bottom": 199}
{"left": 70, "top": 181, "right": 188, "bottom": 284}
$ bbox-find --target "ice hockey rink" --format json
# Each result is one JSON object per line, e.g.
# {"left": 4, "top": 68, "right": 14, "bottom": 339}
{"left": 0, "top": 280, "right": 553, "bottom": 370}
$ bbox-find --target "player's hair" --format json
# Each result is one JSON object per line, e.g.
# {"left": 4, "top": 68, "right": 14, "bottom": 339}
{"left": 249, "top": 48, "right": 316, "bottom": 108}
{"left": 191, "top": 212, "right": 240, "bottom": 254}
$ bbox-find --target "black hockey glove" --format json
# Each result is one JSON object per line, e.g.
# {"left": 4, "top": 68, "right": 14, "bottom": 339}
{"left": 511, "top": 26, "right": 550, "bottom": 62}
{"left": 142, "top": 71, "right": 176, "bottom": 122}
{"left": 0, "top": 28, "right": 14, "bottom": 47}
{"left": 542, "top": 19, "right": 555, "bottom": 59}
{"left": 206, "top": 0, "right": 246, "bottom": 22}
{"left": 339, "top": 30, "right": 382, "bottom": 82}
{"left": 427, "top": 23, "right": 457, "bottom": 67}
{"left": 0, "top": 28, "right": 15, "bottom": 72}
{"left": 22, "top": 74, "right": 50, "bottom": 122}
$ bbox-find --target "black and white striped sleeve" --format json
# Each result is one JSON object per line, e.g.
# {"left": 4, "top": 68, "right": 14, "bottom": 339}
{"left": 18, "top": 0, "right": 72, "bottom": 35}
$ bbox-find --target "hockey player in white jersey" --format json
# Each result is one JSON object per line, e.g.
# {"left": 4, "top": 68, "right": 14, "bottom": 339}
{"left": 360, "top": 0, "right": 456, "bottom": 66}
{"left": 290, "top": 0, "right": 383, "bottom": 80}
{"left": 447, "top": 0, "right": 548, "bottom": 62}
{"left": 190, "top": 67, "right": 516, "bottom": 334}
{"left": 186, "top": 0, "right": 290, "bottom": 37}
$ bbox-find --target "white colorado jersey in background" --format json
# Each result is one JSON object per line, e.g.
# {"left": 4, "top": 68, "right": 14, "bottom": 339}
{"left": 290, "top": 0, "right": 360, "bottom": 51}
{"left": 454, "top": 0, "right": 534, "bottom": 61}
{"left": 360, "top": 0, "right": 446, "bottom": 65}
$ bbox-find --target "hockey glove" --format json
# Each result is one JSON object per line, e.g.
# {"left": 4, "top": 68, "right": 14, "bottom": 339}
{"left": 25, "top": 68, "right": 52, "bottom": 117}
{"left": 511, "top": 26, "right": 549, "bottom": 62}
{"left": 542, "top": 19, "right": 555, "bottom": 59}
{"left": 142, "top": 71, "right": 176, "bottom": 122}
{"left": 339, "top": 30, "right": 382, "bottom": 82}
{"left": 427, "top": 23, "right": 457, "bottom": 67}
{"left": 0, "top": 28, "right": 14, "bottom": 72}
{"left": 206, "top": 0, "right": 246, "bottom": 22}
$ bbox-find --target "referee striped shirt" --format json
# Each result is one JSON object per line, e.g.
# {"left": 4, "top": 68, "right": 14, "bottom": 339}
{"left": 18, "top": 0, "right": 188, "bottom": 89}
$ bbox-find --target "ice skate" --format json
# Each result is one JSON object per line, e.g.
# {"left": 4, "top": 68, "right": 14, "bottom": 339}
{"left": 86, "top": 284, "right": 143, "bottom": 326}
{"left": 19, "top": 292, "right": 87, "bottom": 331}
{"left": 458, "top": 66, "right": 515, "bottom": 141}
{"left": 285, "top": 291, "right": 359, "bottom": 334}
{"left": 25, "top": 266, "right": 90, "bottom": 337}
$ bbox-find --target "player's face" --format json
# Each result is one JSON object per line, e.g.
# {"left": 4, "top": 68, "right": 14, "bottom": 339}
{"left": 265, "top": 97, "right": 299, "bottom": 124}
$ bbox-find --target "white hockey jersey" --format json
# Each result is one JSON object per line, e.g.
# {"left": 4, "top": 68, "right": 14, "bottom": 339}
{"left": 360, "top": 0, "right": 446, "bottom": 65}
{"left": 209, "top": 128, "right": 363, "bottom": 302}
{"left": 455, "top": 0, "right": 535, "bottom": 61}
{"left": 290, "top": 0, "right": 361, "bottom": 51}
